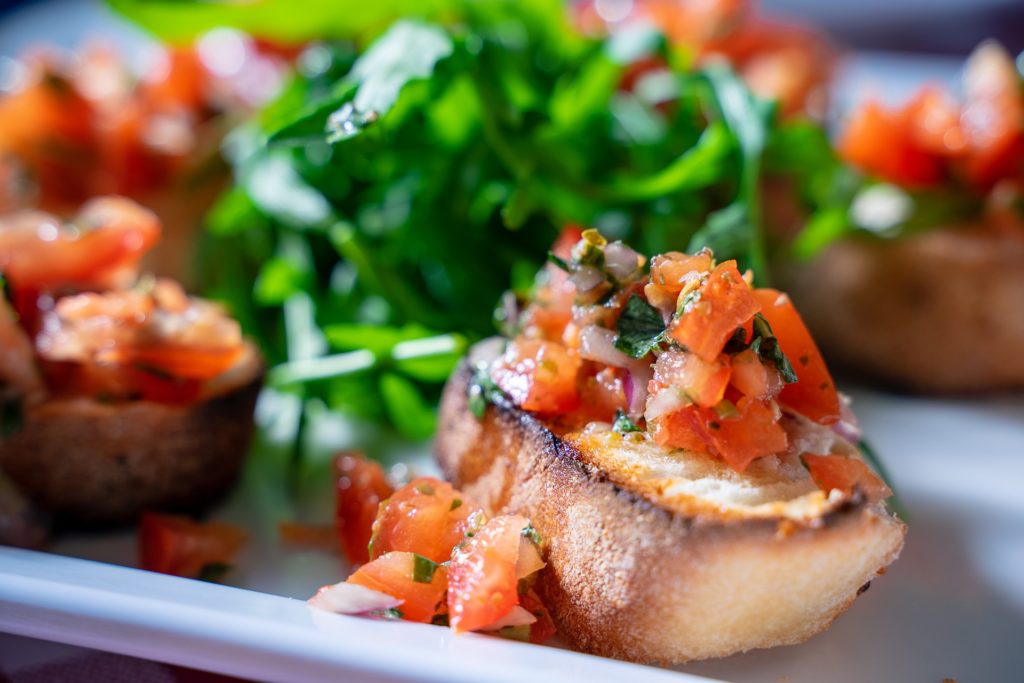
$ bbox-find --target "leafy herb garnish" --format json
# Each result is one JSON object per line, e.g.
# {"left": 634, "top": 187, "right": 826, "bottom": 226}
{"left": 468, "top": 362, "right": 505, "bottom": 420}
{"left": 412, "top": 553, "right": 440, "bottom": 583}
{"left": 614, "top": 295, "right": 666, "bottom": 359}
{"left": 749, "top": 314, "right": 798, "bottom": 383}
{"left": 612, "top": 409, "right": 641, "bottom": 434}
{"left": 521, "top": 524, "right": 543, "bottom": 547}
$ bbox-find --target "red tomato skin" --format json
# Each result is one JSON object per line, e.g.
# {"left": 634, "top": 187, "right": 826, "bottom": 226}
{"left": 838, "top": 99, "right": 944, "bottom": 188}
{"left": 138, "top": 512, "right": 246, "bottom": 578}
{"left": 335, "top": 453, "right": 394, "bottom": 565}
{"left": 447, "top": 514, "right": 528, "bottom": 634}
{"left": 347, "top": 551, "right": 448, "bottom": 623}
{"left": 520, "top": 589, "right": 558, "bottom": 644}
{"left": 369, "top": 477, "right": 485, "bottom": 564}
{"left": 704, "top": 396, "right": 789, "bottom": 472}
{"left": 753, "top": 289, "right": 840, "bottom": 424}
{"left": 803, "top": 453, "right": 892, "bottom": 502}
{"left": 491, "top": 339, "right": 581, "bottom": 415}
{"left": 669, "top": 260, "right": 761, "bottom": 362}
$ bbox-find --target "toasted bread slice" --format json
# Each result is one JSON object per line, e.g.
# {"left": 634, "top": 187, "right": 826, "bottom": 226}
{"left": 0, "top": 346, "right": 262, "bottom": 526}
{"left": 436, "top": 349, "right": 906, "bottom": 663}
{"left": 778, "top": 225, "right": 1024, "bottom": 393}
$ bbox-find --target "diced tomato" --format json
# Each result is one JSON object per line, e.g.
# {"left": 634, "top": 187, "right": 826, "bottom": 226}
{"left": 103, "top": 345, "right": 244, "bottom": 382}
{"left": 278, "top": 521, "right": 337, "bottom": 550}
{"left": 705, "top": 396, "right": 789, "bottom": 472}
{"left": 41, "top": 360, "right": 202, "bottom": 404}
{"left": 652, "top": 349, "right": 731, "bottom": 408}
{"left": 729, "top": 348, "right": 782, "bottom": 400}
{"left": 347, "top": 551, "right": 448, "bottom": 623}
{"left": 669, "top": 260, "right": 761, "bottom": 362}
{"left": 905, "top": 87, "right": 966, "bottom": 156}
{"left": 0, "top": 197, "right": 160, "bottom": 293}
{"left": 959, "top": 42, "right": 1024, "bottom": 189}
{"left": 576, "top": 366, "right": 628, "bottom": 424}
{"left": 491, "top": 339, "right": 581, "bottom": 415}
{"left": 141, "top": 47, "right": 208, "bottom": 114}
{"left": 520, "top": 589, "right": 557, "bottom": 644}
{"left": 753, "top": 288, "right": 840, "bottom": 424}
{"left": 335, "top": 453, "right": 394, "bottom": 564}
{"left": 138, "top": 512, "right": 246, "bottom": 579}
{"left": 447, "top": 514, "right": 529, "bottom": 633}
{"left": 551, "top": 225, "right": 584, "bottom": 260}
{"left": 369, "top": 477, "right": 485, "bottom": 564}
{"left": 838, "top": 99, "right": 944, "bottom": 188}
{"left": 649, "top": 405, "right": 714, "bottom": 454}
{"left": 649, "top": 251, "right": 715, "bottom": 294}
{"left": 803, "top": 453, "right": 892, "bottom": 503}
{"left": 651, "top": 396, "right": 788, "bottom": 472}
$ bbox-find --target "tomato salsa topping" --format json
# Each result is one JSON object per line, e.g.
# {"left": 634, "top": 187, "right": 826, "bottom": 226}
{"left": 311, "top": 468, "right": 556, "bottom": 644}
{"left": 475, "top": 228, "right": 887, "bottom": 500}
{"left": 0, "top": 197, "right": 253, "bottom": 407}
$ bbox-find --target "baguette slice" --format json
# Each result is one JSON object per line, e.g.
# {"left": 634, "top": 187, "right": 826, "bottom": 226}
{"left": 778, "top": 225, "right": 1024, "bottom": 393}
{"left": 436, "top": 346, "right": 906, "bottom": 664}
{"left": 0, "top": 346, "right": 263, "bottom": 526}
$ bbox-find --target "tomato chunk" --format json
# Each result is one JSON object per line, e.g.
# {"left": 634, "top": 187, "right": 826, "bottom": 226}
{"left": 448, "top": 514, "right": 530, "bottom": 633}
{"left": 491, "top": 339, "right": 581, "bottom": 415}
{"left": 652, "top": 349, "right": 731, "bottom": 408}
{"left": 705, "top": 396, "right": 789, "bottom": 472}
{"left": 370, "top": 477, "right": 485, "bottom": 564}
{"left": 753, "top": 288, "right": 840, "bottom": 424}
{"left": 335, "top": 453, "right": 394, "bottom": 564}
{"left": 347, "top": 551, "right": 448, "bottom": 623}
{"left": 669, "top": 260, "right": 760, "bottom": 362}
{"left": 520, "top": 589, "right": 558, "bottom": 644}
{"left": 803, "top": 453, "right": 892, "bottom": 503}
{"left": 0, "top": 197, "right": 160, "bottom": 293}
{"left": 138, "top": 513, "right": 246, "bottom": 579}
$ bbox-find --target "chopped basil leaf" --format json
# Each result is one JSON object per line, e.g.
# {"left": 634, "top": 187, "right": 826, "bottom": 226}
{"left": 612, "top": 409, "right": 641, "bottom": 434}
{"left": 750, "top": 314, "right": 798, "bottom": 384}
{"left": 449, "top": 498, "right": 463, "bottom": 511}
{"left": 370, "top": 607, "right": 404, "bottom": 620}
{"left": 415, "top": 483, "right": 436, "bottom": 496}
{"left": 517, "top": 578, "right": 530, "bottom": 596}
{"left": 546, "top": 251, "right": 570, "bottom": 272}
{"left": 430, "top": 613, "right": 450, "bottom": 627}
{"left": 722, "top": 327, "right": 749, "bottom": 355}
{"left": 412, "top": 554, "right": 440, "bottom": 584}
{"left": 614, "top": 295, "right": 666, "bottom": 359}
{"left": 713, "top": 399, "right": 739, "bottom": 420}
{"left": 468, "top": 361, "right": 505, "bottom": 420}
{"left": 521, "top": 524, "right": 542, "bottom": 547}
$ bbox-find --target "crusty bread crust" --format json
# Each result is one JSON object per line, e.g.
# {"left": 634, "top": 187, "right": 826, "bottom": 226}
{"left": 778, "top": 226, "right": 1024, "bottom": 393}
{"left": 436, "top": 361, "right": 906, "bottom": 663}
{"left": 0, "top": 366, "right": 262, "bottom": 526}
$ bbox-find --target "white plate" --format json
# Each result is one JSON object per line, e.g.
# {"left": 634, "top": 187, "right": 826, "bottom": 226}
{"left": 1, "top": 2, "right": 1023, "bottom": 681}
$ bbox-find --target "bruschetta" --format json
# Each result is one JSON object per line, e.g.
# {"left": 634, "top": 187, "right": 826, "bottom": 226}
{"left": 780, "top": 41, "right": 1024, "bottom": 392}
{"left": 435, "top": 230, "right": 906, "bottom": 663}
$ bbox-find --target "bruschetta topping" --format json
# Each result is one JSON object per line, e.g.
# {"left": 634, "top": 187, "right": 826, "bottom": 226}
{"left": 311, "top": 456, "right": 557, "bottom": 643}
{"left": 480, "top": 229, "right": 881, "bottom": 497}
{"left": 0, "top": 197, "right": 255, "bottom": 405}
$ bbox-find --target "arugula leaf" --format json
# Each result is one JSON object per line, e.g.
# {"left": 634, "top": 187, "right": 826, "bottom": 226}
{"left": 612, "top": 409, "right": 641, "bottom": 434}
{"left": 614, "top": 295, "right": 666, "bottom": 359}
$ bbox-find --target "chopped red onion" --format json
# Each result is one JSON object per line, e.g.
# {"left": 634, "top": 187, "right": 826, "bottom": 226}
{"left": 604, "top": 242, "right": 642, "bottom": 280}
{"left": 627, "top": 361, "right": 653, "bottom": 420}
{"left": 644, "top": 385, "right": 688, "bottom": 422}
{"left": 308, "top": 581, "right": 404, "bottom": 615}
{"left": 578, "top": 325, "right": 633, "bottom": 368}
{"left": 570, "top": 265, "right": 606, "bottom": 293}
